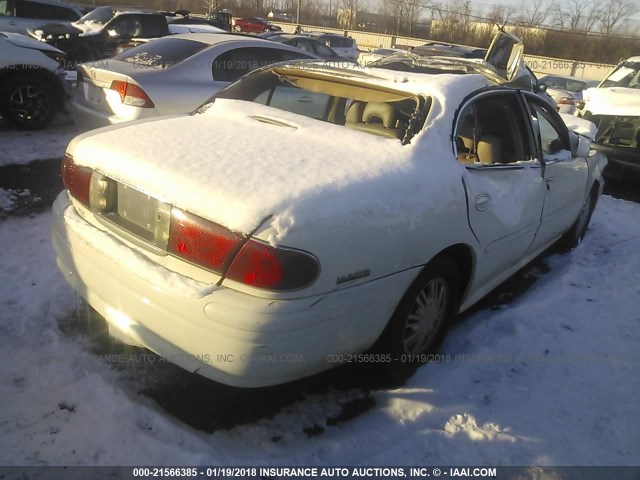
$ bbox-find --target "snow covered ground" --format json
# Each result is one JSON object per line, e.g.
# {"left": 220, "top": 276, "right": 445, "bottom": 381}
{"left": 0, "top": 193, "right": 639, "bottom": 467}
{"left": 0, "top": 117, "right": 77, "bottom": 167}
{"left": 1, "top": 121, "right": 639, "bottom": 470}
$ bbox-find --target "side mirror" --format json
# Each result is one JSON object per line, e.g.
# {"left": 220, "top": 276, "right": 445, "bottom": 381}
{"left": 576, "top": 135, "right": 591, "bottom": 158}
{"left": 538, "top": 83, "right": 547, "bottom": 92}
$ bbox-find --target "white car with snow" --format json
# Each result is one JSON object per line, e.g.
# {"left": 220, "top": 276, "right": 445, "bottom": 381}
{"left": 577, "top": 57, "right": 640, "bottom": 179}
{"left": 51, "top": 33, "right": 607, "bottom": 387}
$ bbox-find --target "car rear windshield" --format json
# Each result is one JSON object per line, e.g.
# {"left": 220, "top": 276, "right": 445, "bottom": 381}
{"left": 211, "top": 65, "right": 429, "bottom": 144}
{"left": 114, "top": 38, "right": 209, "bottom": 69}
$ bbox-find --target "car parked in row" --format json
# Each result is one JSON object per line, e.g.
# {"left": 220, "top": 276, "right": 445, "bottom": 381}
{"left": 539, "top": 74, "right": 596, "bottom": 114}
{"left": 261, "top": 33, "right": 346, "bottom": 61}
{"left": 52, "top": 32, "right": 606, "bottom": 388}
{"left": 0, "top": 31, "right": 69, "bottom": 129}
{"left": 232, "top": 16, "right": 280, "bottom": 34}
{"left": 0, "top": 0, "right": 89, "bottom": 35}
{"left": 576, "top": 57, "right": 640, "bottom": 179}
{"left": 358, "top": 47, "right": 409, "bottom": 66}
{"left": 301, "top": 32, "right": 359, "bottom": 61}
{"left": 413, "top": 42, "right": 486, "bottom": 59}
{"left": 71, "top": 33, "right": 317, "bottom": 129}
{"left": 369, "top": 33, "right": 556, "bottom": 109}
{"left": 28, "top": 6, "right": 170, "bottom": 64}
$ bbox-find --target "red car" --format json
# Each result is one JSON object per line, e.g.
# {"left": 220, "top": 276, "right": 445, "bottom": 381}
{"left": 232, "top": 17, "right": 281, "bottom": 33}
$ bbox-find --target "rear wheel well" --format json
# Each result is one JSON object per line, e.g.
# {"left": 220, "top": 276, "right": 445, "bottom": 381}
{"left": 428, "top": 244, "right": 474, "bottom": 307}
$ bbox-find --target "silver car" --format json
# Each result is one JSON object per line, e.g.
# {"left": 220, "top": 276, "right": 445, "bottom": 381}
{"left": 72, "top": 33, "right": 316, "bottom": 129}
{"left": 539, "top": 75, "right": 597, "bottom": 114}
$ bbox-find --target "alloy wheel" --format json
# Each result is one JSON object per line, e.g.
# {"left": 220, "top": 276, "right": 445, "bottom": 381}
{"left": 402, "top": 277, "right": 449, "bottom": 354}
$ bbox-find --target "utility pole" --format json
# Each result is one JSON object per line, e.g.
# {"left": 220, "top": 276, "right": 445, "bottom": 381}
{"left": 296, "top": 0, "right": 301, "bottom": 24}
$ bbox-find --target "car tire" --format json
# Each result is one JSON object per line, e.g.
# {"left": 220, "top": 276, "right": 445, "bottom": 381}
{"left": 263, "top": 27, "right": 270, "bottom": 32}
{"left": 377, "top": 257, "right": 460, "bottom": 374}
{"left": 233, "top": 25, "right": 242, "bottom": 32}
{"left": 558, "top": 185, "right": 598, "bottom": 249}
{"left": 1, "top": 74, "right": 57, "bottom": 130}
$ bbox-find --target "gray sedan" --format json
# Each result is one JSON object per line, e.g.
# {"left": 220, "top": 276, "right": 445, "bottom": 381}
{"left": 72, "top": 33, "right": 316, "bottom": 129}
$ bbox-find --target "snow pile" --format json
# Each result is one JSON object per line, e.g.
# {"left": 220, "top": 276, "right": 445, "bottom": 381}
{"left": 0, "top": 188, "right": 16, "bottom": 211}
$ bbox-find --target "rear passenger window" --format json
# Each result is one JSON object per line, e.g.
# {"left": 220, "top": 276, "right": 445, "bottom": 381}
{"left": 0, "top": 0, "right": 13, "bottom": 16}
{"left": 138, "top": 15, "right": 167, "bottom": 37}
{"left": 212, "top": 47, "right": 312, "bottom": 82}
{"left": 38, "top": 3, "right": 78, "bottom": 20}
{"left": 455, "top": 93, "right": 533, "bottom": 165}
{"left": 15, "top": 0, "right": 39, "bottom": 17}
{"left": 327, "top": 36, "right": 352, "bottom": 48}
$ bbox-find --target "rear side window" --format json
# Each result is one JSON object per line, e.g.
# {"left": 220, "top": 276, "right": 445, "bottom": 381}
{"left": 16, "top": 0, "right": 78, "bottom": 19}
{"left": 326, "top": 36, "right": 352, "bottom": 48}
{"left": 15, "top": 0, "right": 39, "bottom": 18}
{"left": 0, "top": 0, "right": 13, "bottom": 16}
{"left": 114, "top": 38, "right": 209, "bottom": 69}
{"left": 212, "top": 47, "right": 312, "bottom": 83}
{"left": 108, "top": 14, "right": 167, "bottom": 38}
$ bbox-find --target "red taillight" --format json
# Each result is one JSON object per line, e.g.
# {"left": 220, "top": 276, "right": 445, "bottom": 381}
{"left": 62, "top": 154, "right": 93, "bottom": 208}
{"left": 226, "top": 240, "right": 283, "bottom": 288}
{"left": 227, "top": 240, "right": 319, "bottom": 291}
{"left": 558, "top": 96, "right": 576, "bottom": 105}
{"left": 109, "top": 80, "right": 155, "bottom": 108}
{"left": 168, "top": 209, "right": 319, "bottom": 290}
{"left": 169, "top": 209, "right": 243, "bottom": 273}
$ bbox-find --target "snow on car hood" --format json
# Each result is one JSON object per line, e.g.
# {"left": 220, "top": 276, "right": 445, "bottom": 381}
{"left": 68, "top": 94, "right": 467, "bottom": 243}
{"left": 582, "top": 87, "right": 640, "bottom": 117}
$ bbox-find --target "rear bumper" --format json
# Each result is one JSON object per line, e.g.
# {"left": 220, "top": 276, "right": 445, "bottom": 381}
{"left": 71, "top": 92, "right": 158, "bottom": 130}
{"left": 592, "top": 143, "right": 640, "bottom": 180}
{"left": 51, "top": 193, "right": 411, "bottom": 387}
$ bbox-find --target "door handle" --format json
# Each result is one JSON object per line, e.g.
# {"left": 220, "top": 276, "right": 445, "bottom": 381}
{"left": 546, "top": 177, "right": 555, "bottom": 190}
{"left": 475, "top": 194, "right": 491, "bottom": 211}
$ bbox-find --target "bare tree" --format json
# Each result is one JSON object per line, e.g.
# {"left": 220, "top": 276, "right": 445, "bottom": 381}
{"left": 338, "top": 0, "right": 360, "bottom": 28}
{"left": 487, "top": 4, "right": 515, "bottom": 25}
{"left": 381, "top": 0, "right": 429, "bottom": 35}
{"left": 516, "top": 0, "right": 551, "bottom": 26}
{"left": 203, "top": 0, "right": 221, "bottom": 14}
{"left": 595, "top": 0, "right": 636, "bottom": 33}
{"left": 551, "top": 0, "right": 598, "bottom": 30}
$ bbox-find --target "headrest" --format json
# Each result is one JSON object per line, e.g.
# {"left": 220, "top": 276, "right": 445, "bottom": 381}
{"left": 346, "top": 101, "right": 365, "bottom": 124}
{"left": 362, "top": 102, "right": 396, "bottom": 128}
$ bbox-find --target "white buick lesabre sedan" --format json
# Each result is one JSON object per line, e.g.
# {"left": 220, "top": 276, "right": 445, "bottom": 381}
{"left": 52, "top": 35, "right": 606, "bottom": 387}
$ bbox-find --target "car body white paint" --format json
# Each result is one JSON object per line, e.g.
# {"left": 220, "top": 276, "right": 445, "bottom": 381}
{"left": 52, "top": 63, "right": 607, "bottom": 387}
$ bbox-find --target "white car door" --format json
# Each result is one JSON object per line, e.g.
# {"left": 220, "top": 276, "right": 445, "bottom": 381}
{"left": 455, "top": 91, "right": 547, "bottom": 284}
{"left": 524, "top": 94, "right": 589, "bottom": 250}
